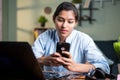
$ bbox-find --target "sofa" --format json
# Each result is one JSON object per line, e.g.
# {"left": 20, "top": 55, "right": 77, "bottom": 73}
{"left": 94, "top": 40, "right": 119, "bottom": 75}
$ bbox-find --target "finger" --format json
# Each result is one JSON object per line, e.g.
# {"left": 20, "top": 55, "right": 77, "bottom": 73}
{"left": 52, "top": 61, "right": 62, "bottom": 66}
{"left": 55, "top": 57, "right": 64, "bottom": 63}
{"left": 62, "top": 51, "right": 71, "bottom": 58}
{"left": 58, "top": 58, "right": 72, "bottom": 66}
{"left": 62, "top": 57, "right": 72, "bottom": 63}
{"left": 63, "top": 62, "right": 71, "bottom": 66}
{"left": 49, "top": 60, "right": 62, "bottom": 66}
{"left": 51, "top": 53, "right": 61, "bottom": 57}
{"left": 53, "top": 57, "right": 68, "bottom": 66}
{"left": 48, "top": 57, "right": 63, "bottom": 65}
{"left": 48, "top": 61, "right": 56, "bottom": 66}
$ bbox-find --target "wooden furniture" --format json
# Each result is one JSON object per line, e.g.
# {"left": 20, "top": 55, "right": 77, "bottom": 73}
{"left": 79, "top": 0, "right": 98, "bottom": 26}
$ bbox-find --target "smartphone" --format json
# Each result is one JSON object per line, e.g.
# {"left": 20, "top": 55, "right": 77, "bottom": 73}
{"left": 56, "top": 42, "right": 70, "bottom": 58}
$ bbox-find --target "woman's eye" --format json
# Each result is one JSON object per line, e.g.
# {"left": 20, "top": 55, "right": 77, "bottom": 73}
{"left": 57, "top": 18, "right": 64, "bottom": 22}
{"left": 68, "top": 21, "right": 74, "bottom": 24}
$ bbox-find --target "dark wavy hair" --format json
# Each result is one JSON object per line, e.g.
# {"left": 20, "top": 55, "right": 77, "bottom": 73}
{"left": 53, "top": 2, "right": 79, "bottom": 22}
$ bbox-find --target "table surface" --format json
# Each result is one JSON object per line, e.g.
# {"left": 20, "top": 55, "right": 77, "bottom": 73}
{"left": 43, "top": 71, "right": 86, "bottom": 80}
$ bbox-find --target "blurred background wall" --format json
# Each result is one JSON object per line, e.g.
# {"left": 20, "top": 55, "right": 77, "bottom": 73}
{"left": 2, "top": 0, "right": 120, "bottom": 44}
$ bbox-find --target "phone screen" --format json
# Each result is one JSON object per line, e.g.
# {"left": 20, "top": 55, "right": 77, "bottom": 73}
{"left": 56, "top": 42, "right": 70, "bottom": 58}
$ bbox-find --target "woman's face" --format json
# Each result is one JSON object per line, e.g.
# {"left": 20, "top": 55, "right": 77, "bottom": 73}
{"left": 54, "top": 10, "right": 77, "bottom": 41}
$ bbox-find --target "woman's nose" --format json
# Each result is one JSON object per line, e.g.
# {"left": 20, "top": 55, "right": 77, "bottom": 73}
{"left": 62, "top": 21, "right": 68, "bottom": 28}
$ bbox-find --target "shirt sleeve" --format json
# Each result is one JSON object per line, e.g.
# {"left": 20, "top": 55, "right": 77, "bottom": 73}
{"left": 83, "top": 35, "right": 110, "bottom": 74}
{"left": 32, "top": 33, "right": 46, "bottom": 58}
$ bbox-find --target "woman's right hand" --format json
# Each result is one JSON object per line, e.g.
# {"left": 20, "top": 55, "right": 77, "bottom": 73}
{"left": 37, "top": 52, "right": 63, "bottom": 66}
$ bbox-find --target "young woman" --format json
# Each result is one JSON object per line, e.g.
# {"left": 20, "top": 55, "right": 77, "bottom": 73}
{"left": 32, "top": 1, "right": 110, "bottom": 77}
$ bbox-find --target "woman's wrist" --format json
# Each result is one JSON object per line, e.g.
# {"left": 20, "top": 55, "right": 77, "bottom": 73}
{"left": 37, "top": 57, "right": 45, "bottom": 65}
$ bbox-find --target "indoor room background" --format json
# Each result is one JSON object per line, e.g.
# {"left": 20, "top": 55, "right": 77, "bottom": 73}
{"left": 1, "top": 0, "right": 120, "bottom": 45}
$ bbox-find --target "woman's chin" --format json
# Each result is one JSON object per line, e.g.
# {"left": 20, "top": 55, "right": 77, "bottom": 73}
{"left": 60, "top": 34, "right": 69, "bottom": 38}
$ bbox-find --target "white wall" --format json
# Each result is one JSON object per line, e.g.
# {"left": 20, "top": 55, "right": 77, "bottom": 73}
{"left": 17, "top": 0, "right": 70, "bottom": 44}
{"left": 0, "top": 0, "right": 2, "bottom": 41}
{"left": 17, "top": 0, "right": 120, "bottom": 44}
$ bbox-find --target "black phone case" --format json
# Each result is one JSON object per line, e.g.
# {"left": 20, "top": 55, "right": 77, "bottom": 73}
{"left": 56, "top": 42, "right": 70, "bottom": 58}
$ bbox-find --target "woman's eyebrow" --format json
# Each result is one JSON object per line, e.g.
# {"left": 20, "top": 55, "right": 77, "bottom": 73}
{"left": 57, "top": 16, "right": 63, "bottom": 19}
{"left": 68, "top": 18, "right": 75, "bottom": 20}
{"left": 57, "top": 16, "right": 75, "bottom": 20}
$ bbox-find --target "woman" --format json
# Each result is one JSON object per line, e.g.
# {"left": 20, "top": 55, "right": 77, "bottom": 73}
{"left": 32, "top": 1, "right": 110, "bottom": 77}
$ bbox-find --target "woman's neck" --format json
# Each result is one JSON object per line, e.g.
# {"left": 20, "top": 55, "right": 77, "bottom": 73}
{"left": 59, "top": 37, "right": 66, "bottom": 43}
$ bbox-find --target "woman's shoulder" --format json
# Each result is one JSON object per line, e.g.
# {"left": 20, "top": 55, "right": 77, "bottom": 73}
{"left": 43, "top": 29, "right": 56, "bottom": 36}
{"left": 73, "top": 29, "right": 93, "bottom": 42}
{"left": 46, "top": 28, "right": 56, "bottom": 32}
{"left": 37, "top": 29, "right": 56, "bottom": 39}
{"left": 74, "top": 29, "right": 90, "bottom": 37}
{"left": 40, "top": 28, "right": 56, "bottom": 35}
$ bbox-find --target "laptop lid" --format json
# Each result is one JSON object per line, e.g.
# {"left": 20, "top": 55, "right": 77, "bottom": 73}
{"left": 0, "top": 41, "right": 45, "bottom": 80}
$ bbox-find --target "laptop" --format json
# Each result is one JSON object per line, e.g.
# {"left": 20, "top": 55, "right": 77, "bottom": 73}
{"left": 0, "top": 41, "right": 45, "bottom": 80}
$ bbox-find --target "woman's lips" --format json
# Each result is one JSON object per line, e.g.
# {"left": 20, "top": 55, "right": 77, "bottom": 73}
{"left": 60, "top": 30, "right": 68, "bottom": 33}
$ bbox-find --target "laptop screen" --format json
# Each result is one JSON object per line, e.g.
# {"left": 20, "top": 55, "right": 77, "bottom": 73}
{"left": 0, "top": 42, "right": 45, "bottom": 80}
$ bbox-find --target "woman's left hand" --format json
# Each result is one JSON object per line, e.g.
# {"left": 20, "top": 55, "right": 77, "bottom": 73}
{"left": 57, "top": 51, "right": 95, "bottom": 72}
{"left": 59, "top": 51, "right": 78, "bottom": 71}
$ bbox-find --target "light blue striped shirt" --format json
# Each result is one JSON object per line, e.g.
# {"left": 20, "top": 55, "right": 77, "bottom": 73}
{"left": 32, "top": 29, "right": 110, "bottom": 74}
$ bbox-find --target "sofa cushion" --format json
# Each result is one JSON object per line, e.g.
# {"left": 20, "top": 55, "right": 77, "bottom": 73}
{"left": 94, "top": 40, "right": 119, "bottom": 64}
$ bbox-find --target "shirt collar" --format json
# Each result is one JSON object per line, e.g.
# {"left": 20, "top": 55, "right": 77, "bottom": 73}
{"left": 55, "top": 29, "right": 77, "bottom": 43}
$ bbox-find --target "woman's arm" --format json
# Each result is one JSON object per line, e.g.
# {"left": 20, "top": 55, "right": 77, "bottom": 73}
{"left": 58, "top": 51, "right": 95, "bottom": 73}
